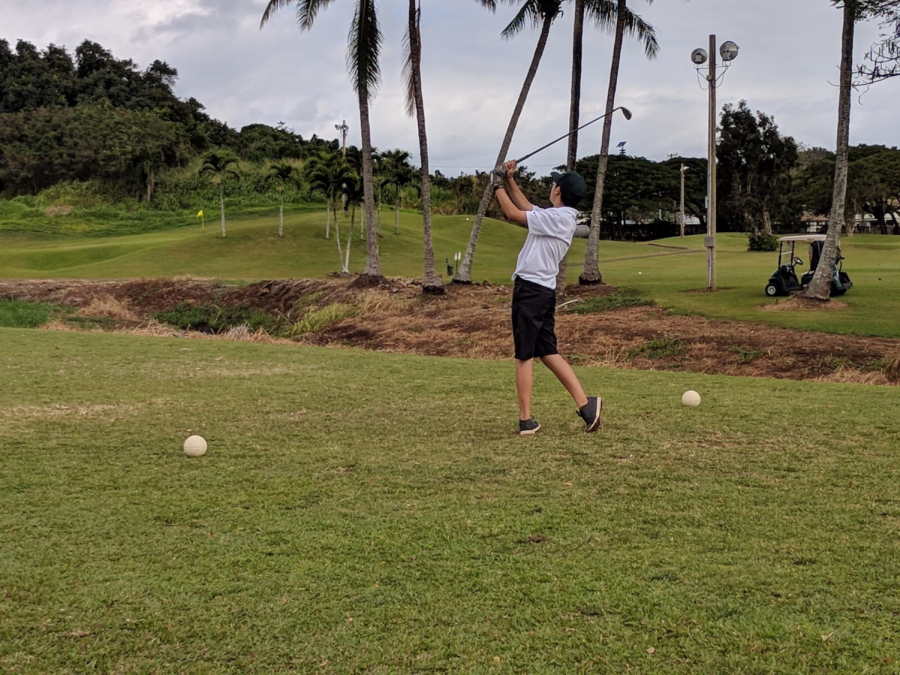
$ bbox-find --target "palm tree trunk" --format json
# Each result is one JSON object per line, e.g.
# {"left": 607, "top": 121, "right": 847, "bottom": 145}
{"left": 335, "top": 213, "right": 343, "bottom": 269}
{"left": 279, "top": 198, "right": 284, "bottom": 237}
{"left": 566, "top": 0, "right": 586, "bottom": 170}
{"left": 557, "top": 0, "right": 586, "bottom": 299}
{"left": 581, "top": 0, "right": 628, "bottom": 284}
{"left": 345, "top": 216, "right": 352, "bottom": 273}
{"left": 358, "top": 95, "right": 382, "bottom": 279}
{"left": 454, "top": 12, "right": 555, "bottom": 284}
{"left": 395, "top": 200, "right": 400, "bottom": 235}
{"left": 219, "top": 184, "right": 226, "bottom": 238}
{"left": 803, "top": 0, "right": 856, "bottom": 300}
{"left": 409, "top": 0, "right": 443, "bottom": 294}
{"left": 326, "top": 198, "right": 331, "bottom": 239}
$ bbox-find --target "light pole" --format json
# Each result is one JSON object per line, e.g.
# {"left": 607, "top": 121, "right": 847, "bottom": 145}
{"left": 679, "top": 164, "right": 688, "bottom": 238}
{"left": 335, "top": 120, "right": 349, "bottom": 158}
{"left": 691, "top": 36, "right": 739, "bottom": 290}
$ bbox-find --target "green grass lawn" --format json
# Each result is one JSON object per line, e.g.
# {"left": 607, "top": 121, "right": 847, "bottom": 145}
{"left": 601, "top": 233, "right": 900, "bottom": 338}
{"left": 1, "top": 206, "right": 899, "bottom": 336}
{"left": 1, "top": 328, "right": 899, "bottom": 673}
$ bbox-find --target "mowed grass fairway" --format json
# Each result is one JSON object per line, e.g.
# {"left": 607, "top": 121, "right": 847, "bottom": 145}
{"left": 2, "top": 329, "right": 899, "bottom": 673}
{"left": 1, "top": 208, "right": 899, "bottom": 337}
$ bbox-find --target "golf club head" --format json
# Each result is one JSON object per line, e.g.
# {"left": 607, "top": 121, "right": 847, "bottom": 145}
{"left": 619, "top": 107, "right": 633, "bottom": 120}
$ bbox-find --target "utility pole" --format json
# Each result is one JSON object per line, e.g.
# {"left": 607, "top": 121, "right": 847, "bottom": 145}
{"left": 335, "top": 120, "right": 349, "bottom": 158}
{"left": 691, "top": 36, "right": 738, "bottom": 291}
{"left": 706, "top": 35, "right": 718, "bottom": 290}
{"left": 680, "top": 164, "right": 687, "bottom": 238}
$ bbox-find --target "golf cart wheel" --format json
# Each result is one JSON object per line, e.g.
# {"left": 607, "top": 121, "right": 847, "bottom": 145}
{"left": 831, "top": 286, "right": 847, "bottom": 297}
{"left": 765, "top": 284, "right": 780, "bottom": 297}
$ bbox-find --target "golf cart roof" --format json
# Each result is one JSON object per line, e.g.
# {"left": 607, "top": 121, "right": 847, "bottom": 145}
{"left": 778, "top": 234, "right": 826, "bottom": 243}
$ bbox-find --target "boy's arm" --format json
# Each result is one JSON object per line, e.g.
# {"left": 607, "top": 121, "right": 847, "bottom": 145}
{"left": 502, "top": 160, "right": 533, "bottom": 212}
{"left": 493, "top": 184, "right": 528, "bottom": 227}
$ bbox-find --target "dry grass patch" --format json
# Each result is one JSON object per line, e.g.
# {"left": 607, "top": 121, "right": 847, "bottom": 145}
{"left": 817, "top": 367, "right": 891, "bottom": 385}
{"left": 78, "top": 295, "right": 140, "bottom": 322}
{"left": 761, "top": 296, "right": 848, "bottom": 312}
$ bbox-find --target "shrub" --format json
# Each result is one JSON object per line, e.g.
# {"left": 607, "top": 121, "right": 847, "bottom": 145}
{"left": 0, "top": 299, "right": 62, "bottom": 328}
{"left": 748, "top": 233, "right": 779, "bottom": 252}
{"left": 153, "top": 303, "right": 276, "bottom": 334}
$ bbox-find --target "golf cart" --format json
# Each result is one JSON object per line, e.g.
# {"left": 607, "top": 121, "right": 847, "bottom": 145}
{"left": 764, "top": 234, "right": 853, "bottom": 297}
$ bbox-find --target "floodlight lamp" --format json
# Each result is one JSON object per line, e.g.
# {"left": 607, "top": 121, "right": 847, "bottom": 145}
{"left": 719, "top": 41, "right": 739, "bottom": 62}
{"left": 691, "top": 48, "right": 708, "bottom": 65}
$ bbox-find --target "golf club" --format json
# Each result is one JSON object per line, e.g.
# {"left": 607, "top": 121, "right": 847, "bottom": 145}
{"left": 494, "top": 106, "right": 633, "bottom": 178}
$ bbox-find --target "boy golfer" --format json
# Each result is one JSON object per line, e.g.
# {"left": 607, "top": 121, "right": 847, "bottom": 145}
{"left": 492, "top": 160, "right": 602, "bottom": 436}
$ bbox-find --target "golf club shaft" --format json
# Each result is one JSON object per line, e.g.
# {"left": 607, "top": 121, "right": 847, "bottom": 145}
{"left": 514, "top": 106, "right": 631, "bottom": 164}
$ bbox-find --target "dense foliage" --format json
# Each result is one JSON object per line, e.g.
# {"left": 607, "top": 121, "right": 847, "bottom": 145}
{"left": 0, "top": 39, "right": 337, "bottom": 200}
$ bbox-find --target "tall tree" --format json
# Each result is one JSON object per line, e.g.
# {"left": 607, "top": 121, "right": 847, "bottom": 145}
{"left": 198, "top": 150, "right": 240, "bottom": 238}
{"left": 454, "top": 0, "right": 563, "bottom": 284}
{"left": 558, "top": 0, "right": 657, "bottom": 293}
{"left": 267, "top": 161, "right": 303, "bottom": 237}
{"left": 580, "top": 0, "right": 658, "bottom": 284}
{"left": 805, "top": 1, "right": 860, "bottom": 299}
{"left": 402, "top": 0, "right": 444, "bottom": 294}
{"left": 805, "top": 0, "right": 899, "bottom": 299}
{"left": 717, "top": 101, "right": 799, "bottom": 239}
{"left": 261, "top": 0, "right": 385, "bottom": 284}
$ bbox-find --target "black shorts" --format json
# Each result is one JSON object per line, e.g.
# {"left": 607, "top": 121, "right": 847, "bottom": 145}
{"left": 511, "top": 277, "right": 558, "bottom": 361}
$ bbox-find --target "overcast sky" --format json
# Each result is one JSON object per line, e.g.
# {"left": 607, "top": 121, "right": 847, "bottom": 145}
{"left": 4, "top": 0, "right": 898, "bottom": 175}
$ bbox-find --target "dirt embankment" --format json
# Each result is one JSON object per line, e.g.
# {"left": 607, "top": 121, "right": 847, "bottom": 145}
{"left": 1, "top": 277, "right": 898, "bottom": 385}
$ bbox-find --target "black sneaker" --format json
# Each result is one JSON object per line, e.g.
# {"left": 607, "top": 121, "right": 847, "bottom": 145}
{"left": 519, "top": 417, "right": 541, "bottom": 436}
{"left": 577, "top": 397, "right": 602, "bottom": 433}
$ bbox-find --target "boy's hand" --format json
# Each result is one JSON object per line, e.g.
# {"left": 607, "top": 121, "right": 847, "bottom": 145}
{"left": 503, "top": 160, "right": 518, "bottom": 178}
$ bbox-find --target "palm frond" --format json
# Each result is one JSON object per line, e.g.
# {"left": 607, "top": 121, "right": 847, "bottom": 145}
{"left": 259, "top": 0, "right": 293, "bottom": 29}
{"left": 620, "top": 10, "right": 659, "bottom": 59}
{"left": 401, "top": 3, "right": 418, "bottom": 118}
{"left": 501, "top": 1, "right": 563, "bottom": 39}
{"left": 298, "top": 0, "right": 338, "bottom": 31}
{"left": 583, "top": 0, "right": 617, "bottom": 32}
{"left": 347, "top": 0, "right": 382, "bottom": 100}
{"left": 502, "top": 3, "right": 538, "bottom": 38}
{"left": 585, "top": 0, "right": 658, "bottom": 58}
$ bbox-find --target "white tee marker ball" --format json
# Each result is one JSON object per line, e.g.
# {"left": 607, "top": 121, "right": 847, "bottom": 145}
{"left": 183, "top": 435, "right": 208, "bottom": 457}
{"left": 681, "top": 390, "right": 701, "bottom": 407}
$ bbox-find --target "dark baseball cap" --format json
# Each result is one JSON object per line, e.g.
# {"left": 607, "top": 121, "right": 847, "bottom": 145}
{"left": 550, "top": 170, "right": 588, "bottom": 206}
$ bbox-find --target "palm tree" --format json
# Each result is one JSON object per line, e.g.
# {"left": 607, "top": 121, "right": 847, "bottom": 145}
{"left": 378, "top": 149, "right": 415, "bottom": 235}
{"left": 261, "top": 0, "right": 385, "bottom": 284}
{"left": 581, "top": 0, "right": 658, "bottom": 284}
{"left": 454, "top": 0, "right": 564, "bottom": 284}
{"left": 403, "top": 0, "right": 443, "bottom": 294}
{"left": 304, "top": 150, "right": 357, "bottom": 239}
{"left": 267, "top": 161, "right": 303, "bottom": 237}
{"left": 198, "top": 150, "right": 240, "bottom": 238}
{"left": 803, "top": 0, "right": 858, "bottom": 300}
{"left": 557, "top": 0, "right": 657, "bottom": 294}
{"left": 335, "top": 178, "right": 360, "bottom": 275}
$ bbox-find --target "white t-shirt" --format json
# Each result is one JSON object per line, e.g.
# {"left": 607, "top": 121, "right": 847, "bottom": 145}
{"left": 512, "top": 205, "right": 579, "bottom": 290}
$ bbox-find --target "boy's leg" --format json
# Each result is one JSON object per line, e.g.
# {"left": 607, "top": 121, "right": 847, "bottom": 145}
{"left": 515, "top": 358, "right": 534, "bottom": 420}
{"left": 540, "top": 353, "right": 602, "bottom": 433}
{"left": 539, "top": 354, "right": 588, "bottom": 408}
